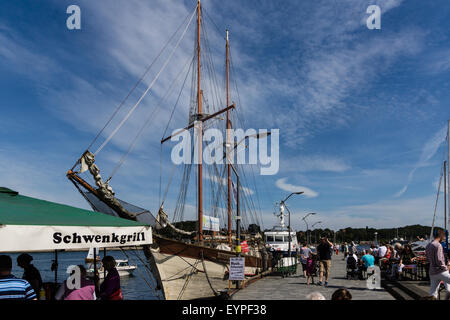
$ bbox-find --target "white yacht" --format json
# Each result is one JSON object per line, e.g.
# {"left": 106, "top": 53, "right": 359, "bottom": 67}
{"left": 85, "top": 248, "right": 137, "bottom": 279}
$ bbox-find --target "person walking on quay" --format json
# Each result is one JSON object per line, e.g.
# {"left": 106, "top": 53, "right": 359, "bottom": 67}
{"left": 17, "top": 253, "right": 42, "bottom": 299}
{"left": 317, "top": 236, "right": 333, "bottom": 286}
{"left": 334, "top": 244, "right": 339, "bottom": 255}
{"left": 99, "top": 256, "right": 122, "bottom": 300}
{"left": 350, "top": 241, "right": 358, "bottom": 255}
{"left": 426, "top": 229, "right": 450, "bottom": 299}
{"left": 0, "top": 255, "right": 36, "bottom": 300}
{"left": 299, "top": 243, "right": 311, "bottom": 278}
{"left": 343, "top": 242, "right": 349, "bottom": 260}
{"left": 306, "top": 252, "right": 316, "bottom": 285}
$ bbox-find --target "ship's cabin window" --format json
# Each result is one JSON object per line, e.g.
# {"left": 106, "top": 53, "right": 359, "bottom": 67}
{"left": 117, "top": 261, "right": 129, "bottom": 267}
{"left": 275, "top": 235, "right": 284, "bottom": 242}
{"left": 266, "top": 235, "right": 275, "bottom": 242}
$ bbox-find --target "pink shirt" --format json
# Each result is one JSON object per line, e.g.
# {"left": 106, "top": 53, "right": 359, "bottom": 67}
{"left": 65, "top": 285, "right": 96, "bottom": 300}
{"left": 426, "top": 240, "right": 448, "bottom": 276}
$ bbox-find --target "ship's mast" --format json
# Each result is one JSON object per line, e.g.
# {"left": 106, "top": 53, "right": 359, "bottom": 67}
{"left": 445, "top": 160, "right": 447, "bottom": 233}
{"left": 226, "top": 30, "right": 232, "bottom": 245}
{"left": 197, "top": 0, "right": 203, "bottom": 243}
{"left": 447, "top": 120, "right": 450, "bottom": 241}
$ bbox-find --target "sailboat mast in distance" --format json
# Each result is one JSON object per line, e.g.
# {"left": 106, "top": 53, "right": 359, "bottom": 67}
{"left": 445, "top": 161, "right": 447, "bottom": 232}
{"left": 226, "top": 29, "right": 232, "bottom": 245}
{"left": 197, "top": 0, "right": 203, "bottom": 243}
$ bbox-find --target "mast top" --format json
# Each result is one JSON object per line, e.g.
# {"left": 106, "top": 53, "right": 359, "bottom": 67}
{"left": 226, "top": 29, "right": 229, "bottom": 41}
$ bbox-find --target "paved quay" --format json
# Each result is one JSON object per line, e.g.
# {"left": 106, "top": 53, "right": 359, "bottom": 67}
{"left": 232, "top": 253, "right": 395, "bottom": 300}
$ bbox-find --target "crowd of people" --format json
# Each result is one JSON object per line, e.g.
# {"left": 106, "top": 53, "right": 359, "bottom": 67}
{"left": 2, "top": 231, "right": 450, "bottom": 300}
{"left": 298, "top": 229, "right": 450, "bottom": 300}
{"left": 341, "top": 241, "right": 413, "bottom": 279}
{"left": 0, "top": 254, "right": 122, "bottom": 300}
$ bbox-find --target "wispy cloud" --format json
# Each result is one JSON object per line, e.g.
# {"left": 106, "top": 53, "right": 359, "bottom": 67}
{"left": 395, "top": 126, "right": 447, "bottom": 197}
{"left": 275, "top": 177, "right": 318, "bottom": 198}
{"left": 280, "top": 28, "right": 424, "bottom": 147}
{"left": 281, "top": 155, "right": 350, "bottom": 173}
{"left": 424, "top": 48, "right": 450, "bottom": 74}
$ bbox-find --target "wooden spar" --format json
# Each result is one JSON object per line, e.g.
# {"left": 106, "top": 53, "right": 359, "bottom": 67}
{"left": 197, "top": 0, "right": 203, "bottom": 243}
{"left": 160, "top": 104, "right": 235, "bottom": 144}
{"left": 66, "top": 170, "right": 98, "bottom": 195}
{"left": 226, "top": 30, "right": 232, "bottom": 246}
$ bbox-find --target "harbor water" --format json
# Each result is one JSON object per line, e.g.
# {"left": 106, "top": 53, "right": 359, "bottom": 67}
{"left": 7, "top": 250, "right": 159, "bottom": 300}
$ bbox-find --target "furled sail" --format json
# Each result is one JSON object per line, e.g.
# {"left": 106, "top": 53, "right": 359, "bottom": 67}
{"left": 80, "top": 151, "right": 137, "bottom": 221}
{"left": 156, "top": 206, "right": 196, "bottom": 235}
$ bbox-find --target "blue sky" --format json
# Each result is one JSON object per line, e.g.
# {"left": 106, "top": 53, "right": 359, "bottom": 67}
{"left": 0, "top": 0, "right": 449, "bottom": 232}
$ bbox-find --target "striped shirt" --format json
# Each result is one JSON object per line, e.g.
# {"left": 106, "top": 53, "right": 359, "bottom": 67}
{"left": 0, "top": 275, "right": 36, "bottom": 300}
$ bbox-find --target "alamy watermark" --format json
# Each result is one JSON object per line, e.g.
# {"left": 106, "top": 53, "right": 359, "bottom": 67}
{"left": 366, "top": 265, "right": 382, "bottom": 290}
{"left": 66, "top": 265, "right": 82, "bottom": 290}
{"left": 366, "top": 5, "right": 381, "bottom": 30}
{"left": 66, "top": 5, "right": 81, "bottom": 30}
{"left": 169, "top": 123, "right": 279, "bottom": 175}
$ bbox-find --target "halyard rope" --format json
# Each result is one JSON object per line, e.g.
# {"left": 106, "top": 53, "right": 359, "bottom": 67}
{"left": 94, "top": 6, "right": 197, "bottom": 156}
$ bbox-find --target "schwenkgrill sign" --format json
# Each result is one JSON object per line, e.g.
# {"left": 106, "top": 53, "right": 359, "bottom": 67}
{"left": 0, "top": 225, "right": 152, "bottom": 252}
{"left": 53, "top": 231, "right": 148, "bottom": 245}
{"left": 0, "top": 188, "right": 152, "bottom": 252}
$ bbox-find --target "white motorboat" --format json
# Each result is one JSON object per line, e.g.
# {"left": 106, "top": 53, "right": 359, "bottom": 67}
{"left": 85, "top": 248, "right": 137, "bottom": 279}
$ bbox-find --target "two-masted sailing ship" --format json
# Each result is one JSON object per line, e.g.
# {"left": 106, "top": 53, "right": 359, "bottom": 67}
{"left": 66, "top": 1, "right": 271, "bottom": 300}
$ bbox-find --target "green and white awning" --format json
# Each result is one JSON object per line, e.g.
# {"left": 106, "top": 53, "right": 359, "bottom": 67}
{"left": 0, "top": 188, "right": 152, "bottom": 252}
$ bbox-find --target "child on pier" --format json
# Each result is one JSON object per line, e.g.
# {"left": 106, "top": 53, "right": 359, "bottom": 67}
{"left": 306, "top": 252, "right": 316, "bottom": 285}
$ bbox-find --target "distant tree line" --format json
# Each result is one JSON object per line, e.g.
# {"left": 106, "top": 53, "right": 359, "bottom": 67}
{"left": 159, "top": 222, "right": 442, "bottom": 245}
{"left": 292, "top": 225, "right": 442, "bottom": 244}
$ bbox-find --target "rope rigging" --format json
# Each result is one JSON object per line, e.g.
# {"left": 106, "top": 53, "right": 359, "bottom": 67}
{"left": 430, "top": 162, "right": 444, "bottom": 240}
{"left": 108, "top": 55, "right": 196, "bottom": 182}
{"left": 93, "top": 6, "right": 197, "bottom": 157}
{"left": 80, "top": 5, "right": 197, "bottom": 161}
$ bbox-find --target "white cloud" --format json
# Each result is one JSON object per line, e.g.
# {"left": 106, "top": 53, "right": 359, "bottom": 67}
{"left": 307, "top": 195, "right": 439, "bottom": 230}
{"left": 275, "top": 178, "right": 318, "bottom": 198}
